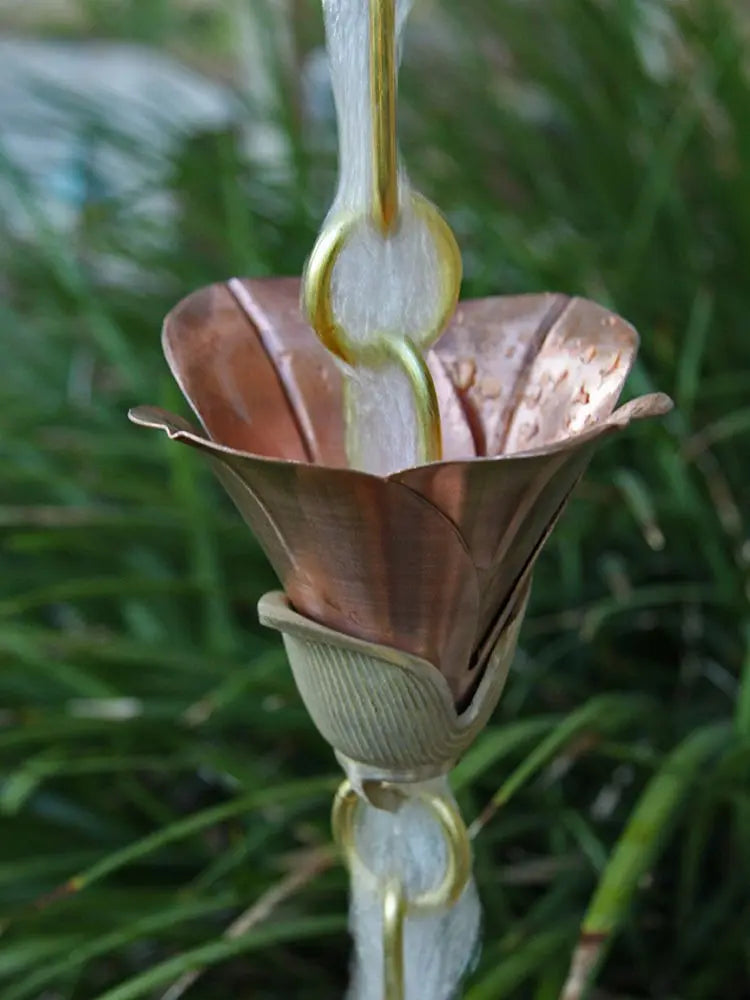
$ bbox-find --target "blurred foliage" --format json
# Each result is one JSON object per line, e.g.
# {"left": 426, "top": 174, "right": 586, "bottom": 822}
{"left": 1, "top": 0, "right": 749, "bottom": 998}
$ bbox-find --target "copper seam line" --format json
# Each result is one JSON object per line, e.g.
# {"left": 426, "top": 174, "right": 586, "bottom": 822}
{"left": 480, "top": 452, "right": 574, "bottom": 657}
{"left": 460, "top": 584, "right": 526, "bottom": 712}
{"left": 465, "top": 460, "right": 577, "bottom": 692}
{"left": 226, "top": 278, "right": 315, "bottom": 463}
{"left": 459, "top": 449, "right": 574, "bottom": 687}
{"left": 467, "top": 478, "right": 582, "bottom": 695}
{"left": 495, "top": 294, "right": 572, "bottom": 455}
{"left": 471, "top": 416, "right": 579, "bottom": 665}
{"left": 489, "top": 449, "right": 572, "bottom": 573}
{"left": 430, "top": 350, "right": 486, "bottom": 457}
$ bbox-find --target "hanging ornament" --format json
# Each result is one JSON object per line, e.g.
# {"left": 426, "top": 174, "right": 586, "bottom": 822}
{"left": 130, "top": 2, "right": 672, "bottom": 998}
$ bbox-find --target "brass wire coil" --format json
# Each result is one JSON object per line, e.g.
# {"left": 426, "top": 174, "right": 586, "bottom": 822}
{"left": 332, "top": 780, "right": 472, "bottom": 1000}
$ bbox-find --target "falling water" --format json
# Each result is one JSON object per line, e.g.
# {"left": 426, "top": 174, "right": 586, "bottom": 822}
{"left": 317, "top": 3, "right": 481, "bottom": 997}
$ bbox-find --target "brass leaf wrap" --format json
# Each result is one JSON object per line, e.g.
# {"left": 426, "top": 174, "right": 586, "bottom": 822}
{"left": 259, "top": 590, "right": 528, "bottom": 777}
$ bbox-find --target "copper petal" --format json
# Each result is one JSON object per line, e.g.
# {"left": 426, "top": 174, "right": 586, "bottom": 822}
{"left": 164, "top": 276, "right": 477, "bottom": 470}
{"left": 433, "top": 293, "right": 570, "bottom": 456}
{"left": 129, "top": 405, "right": 481, "bottom": 702}
{"left": 432, "top": 294, "right": 644, "bottom": 457}
{"left": 161, "top": 281, "right": 308, "bottom": 462}
{"left": 394, "top": 442, "right": 593, "bottom": 644}
{"left": 501, "top": 297, "right": 640, "bottom": 454}
{"left": 162, "top": 277, "right": 347, "bottom": 465}
{"left": 224, "top": 278, "right": 346, "bottom": 466}
{"left": 394, "top": 392, "right": 672, "bottom": 646}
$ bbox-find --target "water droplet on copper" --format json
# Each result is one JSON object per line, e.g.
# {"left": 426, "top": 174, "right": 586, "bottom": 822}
{"left": 480, "top": 376, "right": 502, "bottom": 399}
{"left": 455, "top": 358, "right": 476, "bottom": 391}
{"left": 581, "top": 345, "right": 597, "bottom": 363}
{"left": 525, "top": 385, "right": 543, "bottom": 406}
{"left": 520, "top": 420, "right": 540, "bottom": 443}
{"left": 600, "top": 351, "right": 622, "bottom": 377}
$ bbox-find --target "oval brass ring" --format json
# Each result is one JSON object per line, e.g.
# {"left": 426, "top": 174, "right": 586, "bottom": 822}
{"left": 331, "top": 780, "right": 472, "bottom": 913}
{"left": 302, "top": 192, "right": 462, "bottom": 367}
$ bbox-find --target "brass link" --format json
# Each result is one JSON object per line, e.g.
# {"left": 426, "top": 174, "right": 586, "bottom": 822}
{"left": 301, "top": 192, "right": 462, "bottom": 465}
{"left": 302, "top": 0, "right": 463, "bottom": 467}
{"left": 343, "top": 336, "right": 443, "bottom": 466}
{"left": 332, "top": 780, "right": 472, "bottom": 1000}
{"left": 382, "top": 880, "right": 406, "bottom": 1000}
{"left": 370, "top": 0, "right": 398, "bottom": 234}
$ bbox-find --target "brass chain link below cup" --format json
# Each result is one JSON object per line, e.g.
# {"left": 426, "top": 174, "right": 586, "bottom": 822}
{"left": 332, "top": 779, "right": 472, "bottom": 1000}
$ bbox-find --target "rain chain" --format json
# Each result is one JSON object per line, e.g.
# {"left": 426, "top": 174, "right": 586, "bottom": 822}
{"left": 129, "top": 2, "right": 673, "bottom": 998}
{"left": 303, "top": 2, "right": 477, "bottom": 998}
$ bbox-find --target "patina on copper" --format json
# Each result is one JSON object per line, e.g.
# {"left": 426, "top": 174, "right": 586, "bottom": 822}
{"left": 130, "top": 277, "right": 671, "bottom": 709}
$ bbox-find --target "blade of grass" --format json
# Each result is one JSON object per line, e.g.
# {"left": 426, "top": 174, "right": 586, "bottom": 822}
{"left": 470, "top": 695, "right": 652, "bottom": 837}
{"left": 9, "top": 775, "right": 337, "bottom": 922}
{"left": 90, "top": 914, "right": 344, "bottom": 1000}
{"left": 559, "top": 722, "right": 732, "bottom": 1000}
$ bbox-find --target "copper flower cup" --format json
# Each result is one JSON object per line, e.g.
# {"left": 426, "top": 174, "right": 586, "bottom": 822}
{"left": 130, "top": 277, "right": 670, "bottom": 773}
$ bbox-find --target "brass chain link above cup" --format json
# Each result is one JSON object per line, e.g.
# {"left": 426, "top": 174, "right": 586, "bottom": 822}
{"left": 302, "top": 0, "right": 462, "bottom": 466}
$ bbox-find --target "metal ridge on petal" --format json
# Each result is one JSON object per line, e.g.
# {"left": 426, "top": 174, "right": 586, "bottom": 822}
{"left": 224, "top": 278, "right": 347, "bottom": 465}
{"left": 431, "top": 294, "right": 648, "bottom": 458}
{"left": 161, "top": 282, "right": 312, "bottom": 463}
{"left": 432, "top": 293, "right": 570, "bottom": 456}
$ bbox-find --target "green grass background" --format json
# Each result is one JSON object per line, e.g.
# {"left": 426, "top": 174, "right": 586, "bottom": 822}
{"left": 1, "top": 1, "right": 749, "bottom": 997}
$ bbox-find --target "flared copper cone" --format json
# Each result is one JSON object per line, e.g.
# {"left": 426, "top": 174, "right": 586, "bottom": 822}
{"left": 131, "top": 277, "right": 671, "bottom": 708}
